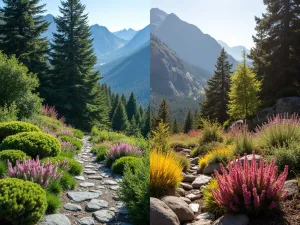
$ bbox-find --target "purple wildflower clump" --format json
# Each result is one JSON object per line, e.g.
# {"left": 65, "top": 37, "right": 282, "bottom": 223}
{"left": 41, "top": 105, "right": 58, "bottom": 119}
{"left": 60, "top": 141, "right": 76, "bottom": 152}
{"left": 58, "top": 129, "right": 73, "bottom": 137}
{"left": 7, "top": 157, "right": 68, "bottom": 188}
{"left": 105, "top": 143, "right": 143, "bottom": 166}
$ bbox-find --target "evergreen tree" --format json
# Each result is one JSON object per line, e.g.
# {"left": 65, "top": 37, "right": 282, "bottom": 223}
{"left": 121, "top": 94, "right": 127, "bottom": 106}
{"left": 228, "top": 51, "right": 262, "bottom": 120}
{"left": 126, "top": 92, "right": 138, "bottom": 121}
{"left": 183, "top": 110, "right": 193, "bottom": 133}
{"left": 112, "top": 101, "right": 129, "bottom": 132}
{"left": 0, "top": 0, "right": 50, "bottom": 98}
{"left": 49, "top": 0, "right": 108, "bottom": 130}
{"left": 157, "top": 98, "right": 171, "bottom": 125}
{"left": 135, "top": 110, "right": 142, "bottom": 126}
{"left": 141, "top": 105, "right": 150, "bottom": 137}
{"left": 200, "top": 48, "right": 233, "bottom": 123}
{"left": 126, "top": 117, "right": 140, "bottom": 136}
{"left": 139, "top": 106, "right": 144, "bottom": 118}
{"left": 110, "top": 94, "right": 120, "bottom": 120}
{"left": 249, "top": 0, "right": 300, "bottom": 103}
{"left": 172, "top": 119, "right": 180, "bottom": 134}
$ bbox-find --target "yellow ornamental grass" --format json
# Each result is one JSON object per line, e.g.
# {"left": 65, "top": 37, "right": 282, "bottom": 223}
{"left": 199, "top": 145, "right": 233, "bottom": 170}
{"left": 150, "top": 150, "right": 183, "bottom": 197}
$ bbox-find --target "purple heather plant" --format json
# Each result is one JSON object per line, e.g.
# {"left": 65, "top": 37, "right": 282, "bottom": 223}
{"left": 60, "top": 141, "right": 76, "bottom": 152}
{"left": 57, "top": 129, "right": 73, "bottom": 137}
{"left": 105, "top": 143, "right": 143, "bottom": 165}
{"left": 7, "top": 157, "right": 68, "bottom": 188}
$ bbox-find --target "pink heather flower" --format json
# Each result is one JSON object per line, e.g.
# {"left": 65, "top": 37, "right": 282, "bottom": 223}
{"left": 212, "top": 153, "right": 288, "bottom": 213}
{"left": 105, "top": 143, "right": 143, "bottom": 163}
{"left": 60, "top": 141, "right": 76, "bottom": 152}
{"left": 41, "top": 105, "right": 58, "bottom": 119}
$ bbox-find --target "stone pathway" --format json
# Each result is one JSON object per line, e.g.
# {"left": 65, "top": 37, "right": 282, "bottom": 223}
{"left": 39, "top": 135, "right": 131, "bottom": 225}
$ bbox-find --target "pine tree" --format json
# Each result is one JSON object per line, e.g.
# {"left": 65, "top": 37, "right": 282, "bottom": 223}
{"left": 150, "top": 121, "right": 170, "bottom": 152}
{"left": 121, "top": 94, "right": 127, "bottom": 107}
{"left": 228, "top": 51, "right": 262, "bottom": 120}
{"left": 172, "top": 119, "right": 180, "bottom": 134}
{"left": 157, "top": 98, "right": 171, "bottom": 125}
{"left": 141, "top": 105, "right": 150, "bottom": 137}
{"left": 0, "top": 0, "right": 50, "bottom": 98}
{"left": 135, "top": 110, "right": 142, "bottom": 126}
{"left": 183, "top": 110, "right": 193, "bottom": 133}
{"left": 139, "top": 106, "right": 144, "bottom": 118}
{"left": 126, "top": 92, "right": 138, "bottom": 121}
{"left": 200, "top": 48, "right": 233, "bottom": 123}
{"left": 110, "top": 94, "right": 120, "bottom": 120}
{"left": 249, "top": 0, "right": 300, "bottom": 103}
{"left": 126, "top": 117, "right": 140, "bottom": 136}
{"left": 49, "top": 0, "right": 108, "bottom": 130}
{"left": 112, "top": 101, "right": 129, "bottom": 132}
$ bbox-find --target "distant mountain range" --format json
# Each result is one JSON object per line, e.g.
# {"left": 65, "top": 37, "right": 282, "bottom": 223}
{"left": 113, "top": 28, "right": 137, "bottom": 40}
{"left": 217, "top": 40, "right": 250, "bottom": 61}
{"left": 41, "top": 14, "right": 150, "bottom": 105}
{"left": 150, "top": 8, "right": 237, "bottom": 74}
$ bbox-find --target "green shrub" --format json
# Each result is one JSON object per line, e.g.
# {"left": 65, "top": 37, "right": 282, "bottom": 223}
{"left": 96, "top": 149, "right": 108, "bottom": 162}
{"left": 200, "top": 119, "right": 224, "bottom": 144}
{"left": 23, "top": 115, "right": 63, "bottom": 133}
{"left": 119, "top": 157, "right": 149, "bottom": 225}
{"left": 0, "top": 52, "right": 42, "bottom": 119}
{"left": 191, "top": 142, "right": 224, "bottom": 157}
{"left": 0, "top": 121, "right": 41, "bottom": 142}
{"left": 46, "top": 192, "right": 61, "bottom": 214}
{"left": 0, "top": 161, "right": 7, "bottom": 177}
{"left": 91, "top": 129, "right": 127, "bottom": 143}
{"left": 112, "top": 156, "right": 143, "bottom": 174}
{"left": 0, "top": 178, "right": 47, "bottom": 225}
{"left": 91, "top": 143, "right": 110, "bottom": 154}
{"left": 0, "top": 132, "right": 61, "bottom": 158}
{"left": 233, "top": 133, "right": 259, "bottom": 155}
{"left": 59, "top": 150, "right": 75, "bottom": 159}
{"left": 0, "top": 103, "right": 18, "bottom": 122}
{"left": 73, "top": 129, "right": 84, "bottom": 139}
{"left": 60, "top": 171, "right": 77, "bottom": 190}
{"left": 59, "top": 135, "right": 83, "bottom": 151}
{"left": 47, "top": 181, "right": 63, "bottom": 195}
{"left": 273, "top": 140, "right": 300, "bottom": 172}
{"left": 0, "top": 150, "right": 30, "bottom": 165}
{"left": 172, "top": 152, "right": 191, "bottom": 172}
{"left": 43, "top": 156, "right": 82, "bottom": 176}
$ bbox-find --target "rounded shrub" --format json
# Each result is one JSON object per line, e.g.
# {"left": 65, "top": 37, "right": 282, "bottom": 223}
{"left": 0, "top": 132, "right": 61, "bottom": 158}
{"left": 0, "top": 150, "right": 30, "bottom": 165}
{"left": 59, "top": 135, "right": 83, "bottom": 151}
{"left": 0, "top": 121, "right": 41, "bottom": 142}
{"left": 112, "top": 156, "right": 143, "bottom": 174}
{"left": 0, "top": 178, "right": 47, "bottom": 225}
{"left": 43, "top": 156, "right": 82, "bottom": 176}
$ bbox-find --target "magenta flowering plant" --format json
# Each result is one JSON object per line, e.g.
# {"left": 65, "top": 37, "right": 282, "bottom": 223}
{"left": 7, "top": 157, "right": 68, "bottom": 188}
{"left": 105, "top": 143, "right": 143, "bottom": 166}
{"left": 60, "top": 141, "right": 76, "bottom": 152}
{"left": 41, "top": 105, "right": 58, "bottom": 119}
{"left": 57, "top": 129, "right": 74, "bottom": 137}
{"left": 212, "top": 153, "right": 288, "bottom": 214}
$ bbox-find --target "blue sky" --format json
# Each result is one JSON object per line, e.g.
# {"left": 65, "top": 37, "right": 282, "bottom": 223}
{"left": 151, "top": 0, "right": 266, "bottom": 49}
{"left": 0, "top": 0, "right": 150, "bottom": 32}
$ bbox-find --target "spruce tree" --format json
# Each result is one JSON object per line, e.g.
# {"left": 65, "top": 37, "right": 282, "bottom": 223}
{"left": 112, "top": 101, "right": 129, "bottom": 132}
{"left": 110, "top": 94, "right": 120, "bottom": 120}
{"left": 200, "top": 48, "right": 232, "bottom": 123}
{"left": 139, "top": 106, "right": 144, "bottom": 118}
{"left": 157, "top": 98, "right": 171, "bottom": 125}
{"left": 228, "top": 51, "right": 262, "bottom": 120}
{"left": 49, "top": 0, "right": 108, "bottom": 130}
{"left": 249, "top": 0, "right": 300, "bottom": 103}
{"left": 126, "top": 92, "right": 138, "bottom": 121}
{"left": 141, "top": 105, "right": 150, "bottom": 137}
{"left": 183, "top": 110, "right": 193, "bottom": 133}
{"left": 172, "top": 119, "right": 180, "bottom": 134}
{"left": 0, "top": 0, "right": 50, "bottom": 98}
{"left": 121, "top": 94, "right": 127, "bottom": 107}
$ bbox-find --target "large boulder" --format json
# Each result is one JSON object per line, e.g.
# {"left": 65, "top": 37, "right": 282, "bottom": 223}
{"left": 150, "top": 197, "right": 180, "bottom": 225}
{"left": 203, "top": 163, "right": 221, "bottom": 175}
{"left": 276, "top": 97, "right": 300, "bottom": 115}
{"left": 283, "top": 180, "right": 299, "bottom": 198}
{"left": 192, "top": 175, "right": 212, "bottom": 188}
{"left": 161, "top": 196, "right": 194, "bottom": 223}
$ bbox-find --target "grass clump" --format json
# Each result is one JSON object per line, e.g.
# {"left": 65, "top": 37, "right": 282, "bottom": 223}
{"left": 45, "top": 192, "right": 61, "bottom": 214}
{"left": 60, "top": 171, "right": 77, "bottom": 190}
{"left": 199, "top": 146, "right": 233, "bottom": 170}
{"left": 171, "top": 151, "right": 191, "bottom": 172}
{"left": 200, "top": 119, "right": 224, "bottom": 144}
{"left": 59, "top": 135, "right": 83, "bottom": 151}
{"left": 150, "top": 150, "right": 183, "bottom": 197}
{"left": 191, "top": 142, "right": 225, "bottom": 157}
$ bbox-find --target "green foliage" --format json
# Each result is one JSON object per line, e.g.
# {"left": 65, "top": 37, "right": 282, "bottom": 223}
{"left": 141, "top": 105, "right": 150, "bottom": 137}
{"left": 47, "top": 181, "right": 63, "bottom": 196}
{"left": 59, "top": 135, "right": 83, "bottom": 152}
{"left": 43, "top": 156, "right": 82, "bottom": 176}
{"left": 0, "top": 121, "right": 41, "bottom": 142}
{"left": 0, "top": 178, "right": 47, "bottom": 225}
{"left": 48, "top": 0, "right": 109, "bottom": 131}
{"left": 46, "top": 192, "right": 61, "bottom": 214}
{"left": 155, "top": 98, "right": 172, "bottom": 128}
{"left": 112, "top": 101, "right": 129, "bottom": 132}
{"left": 0, "top": 150, "right": 30, "bottom": 165}
{"left": 150, "top": 122, "right": 170, "bottom": 152}
{"left": 60, "top": 171, "right": 77, "bottom": 190}
{"left": 233, "top": 133, "right": 258, "bottom": 155}
{"left": 126, "top": 92, "right": 138, "bottom": 121}
{"left": 191, "top": 142, "right": 225, "bottom": 157}
{"left": 96, "top": 148, "right": 108, "bottom": 162}
{"left": 23, "top": 115, "right": 64, "bottom": 133}
{"left": 112, "top": 156, "right": 143, "bottom": 175}
{"left": 0, "top": 132, "right": 61, "bottom": 158}
{"left": 73, "top": 129, "right": 84, "bottom": 139}
{"left": 0, "top": 103, "right": 18, "bottom": 122}
{"left": 200, "top": 119, "right": 224, "bottom": 144}
{"left": 183, "top": 110, "right": 193, "bottom": 134}
{"left": 172, "top": 119, "right": 180, "bottom": 134}
{"left": 228, "top": 51, "right": 261, "bottom": 119}
{"left": 59, "top": 150, "right": 76, "bottom": 159}
{"left": 172, "top": 152, "right": 191, "bottom": 172}
{"left": 0, "top": 52, "right": 42, "bottom": 119}
{"left": 0, "top": 161, "right": 7, "bottom": 178}
{"left": 119, "top": 157, "right": 149, "bottom": 225}
{"left": 201, "top": 48, "right": 233, "bottom": 123}
{"left": 90, "top": 128, "right": 127, "bottom": 143}
{"left": 0, "top": 0, "right": 50, "bottom": 100}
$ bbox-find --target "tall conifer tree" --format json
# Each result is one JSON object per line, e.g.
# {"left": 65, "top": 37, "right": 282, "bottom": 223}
{"left": 49, "top": 0, "right": 108, "bottom": 130}
{"left": 157, "top": 98, "right": 171, "bottom": 125}
{"left": 200, "top": 48, "right": 233, "bottom": 123}
{"left": 126, "top": 92, "right": 138, "bottom": 121}
{"left": 183, "top": 109, "right": 193, "bottom": 133}
{"left": 112, "top": 101, "right": 129, "bottom": 132}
